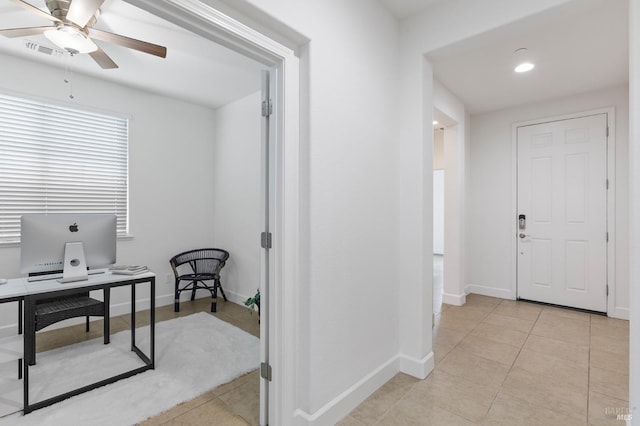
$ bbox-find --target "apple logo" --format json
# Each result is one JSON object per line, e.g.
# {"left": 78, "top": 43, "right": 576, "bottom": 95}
{"left": 69, "top": 222, "right": 79, "bottom": 232}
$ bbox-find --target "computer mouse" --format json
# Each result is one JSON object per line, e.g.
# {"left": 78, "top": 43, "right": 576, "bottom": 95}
{"left": 0, "top": 278, "right": 7, "bottom": 285}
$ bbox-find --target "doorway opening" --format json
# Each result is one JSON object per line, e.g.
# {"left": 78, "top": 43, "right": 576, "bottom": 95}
{"left": 89, "top": 1, "right": 300, "bottom": 424}
{"left": 433, "top": 123, "right": 445, "bottom": 315}
{"left": 432, "top": 107, "right": 464, "bottom": 315}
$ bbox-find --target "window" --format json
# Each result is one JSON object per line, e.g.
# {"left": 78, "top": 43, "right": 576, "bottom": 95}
{"left": 0, "top": 93, "right": 129, "bottom": 244}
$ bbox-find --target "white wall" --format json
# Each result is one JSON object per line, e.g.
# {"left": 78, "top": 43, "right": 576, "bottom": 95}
{"left": 393, "top": 1, "right": 583, "bottom": 405}
{"left": 628, "top": 0, "right": 639, "bottom": 419}
{"left": 433, "top": 170, "right": 444, "bottom": 254}
{"left": 211, "top": 91, "right": 262, "bottom": 305}
{"left": 434, "top": 130, "right": 444, "bottom": 254}
{"left": 0, "top": 53, "right": 218, "bottom": 330}
{"left": 466, "top": 85, "right": 629, "bottom": 318}
{"left": 433, "top": 130, "right": 444, "bottom": 170}
{"left": 434, "top": 81, "right": 467, "bottom": 306}
{"left": 230, "top": 0, "right": 404, "bottom": 423}
{"left": 235, "top": 1, "right": 636, "bottom": 422}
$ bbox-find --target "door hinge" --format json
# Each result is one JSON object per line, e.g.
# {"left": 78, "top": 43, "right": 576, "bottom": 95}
{"left": 606, "top": 179, "right": 609, "bottom": 190}
{"left": 261, "top": 362, "right": 272, "bottom": 381}
{"left": 606, "top": 284, "right": 609, "bottom": 296}
{"left": 606, "top": 232, "right": 609, "bottom": 243}
{"left": 261, "top": 231, "right": 272, "bottom": 249}
{"left": 262, "top": 99, "right": 273, "bottom": 117}
{"left": 606, "top": 126, "right": 610, "bottom": 137}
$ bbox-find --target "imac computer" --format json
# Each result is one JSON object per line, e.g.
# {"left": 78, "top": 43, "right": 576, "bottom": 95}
{"left": 20, "top": 213, "right": 117, "bottom": 283}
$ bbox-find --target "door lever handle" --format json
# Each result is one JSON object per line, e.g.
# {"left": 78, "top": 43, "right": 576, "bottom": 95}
{"left": 519, "top": 233, "right": 530, "bottom": 239}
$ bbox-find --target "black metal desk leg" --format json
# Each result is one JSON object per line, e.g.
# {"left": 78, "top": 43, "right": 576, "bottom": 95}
{"left": 18, "top": 299, "right": 22, "bottom": 380}
{"left": 131, "top": 283, "right": 136, "bottom": 350}
{"left": 23, "top": 297, "right": 35, "bottom": 413}
{"left": 150, "top": 278, "right": 155, "bottom": 368}
{"left": 104, "top": 288, "right": 110, "bottom": 344}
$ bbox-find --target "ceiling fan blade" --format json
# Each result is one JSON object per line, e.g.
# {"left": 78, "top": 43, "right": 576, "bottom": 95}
{"left": 66, "top": 0, "right": 105, "bottom": 28}
{"left": 0, "top": 26, "right": 51, "bottom": 38}
{"left": 9, "top": 0, "right": 61, "bottom": 23}
{"left": 89, "top": 28, "right": 167, "bottom": 58}
{"left": 89, "top": 46, "right": 118, "bottom": 69}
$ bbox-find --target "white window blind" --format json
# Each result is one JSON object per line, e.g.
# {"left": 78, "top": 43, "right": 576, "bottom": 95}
{"left": 0, "top": 93, "right": 129, "bottom": 243}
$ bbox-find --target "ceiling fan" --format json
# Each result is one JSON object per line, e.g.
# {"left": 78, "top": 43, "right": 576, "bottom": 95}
{"left": 0, "top": 0, "right": 167, "bottom": 69}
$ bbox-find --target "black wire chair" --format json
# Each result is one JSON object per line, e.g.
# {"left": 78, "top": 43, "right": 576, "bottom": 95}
{"left": 169, "top": 248, "right": 229, "bottom": 313}
{"left": 30, "top": 291, "right": 108, "bottom": 365}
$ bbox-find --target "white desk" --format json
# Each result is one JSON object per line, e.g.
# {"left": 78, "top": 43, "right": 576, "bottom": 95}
{"left": 0, "top": 271, "right": 155, "bottom": 414}
{"left": 0, "top": 281, "right": 28, "bottom": 301}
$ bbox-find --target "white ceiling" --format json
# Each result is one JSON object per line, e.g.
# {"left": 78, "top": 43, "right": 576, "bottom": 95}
{"left": 0, "top": 0, "right": 628, "bottom": 115}
{"left": 426, "top": 0, "right": 629, "bottom": 114}
{"left": 0, "top": 0, "right": 265, "bottom": 109}
{"left": 380, "top": 0, "right": 628, "bottom": 115}
{"left": 378, "top": 0, "right": 443, "bottom": 20}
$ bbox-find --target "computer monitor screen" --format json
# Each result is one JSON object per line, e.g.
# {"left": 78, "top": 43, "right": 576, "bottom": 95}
{"left": 20, "top": 213, "right": 117, "bottom": 277}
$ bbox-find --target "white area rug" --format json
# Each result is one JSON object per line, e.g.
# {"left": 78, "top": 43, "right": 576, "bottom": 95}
{"left": 0, "top": 312, "right": 260, "bottom": 425}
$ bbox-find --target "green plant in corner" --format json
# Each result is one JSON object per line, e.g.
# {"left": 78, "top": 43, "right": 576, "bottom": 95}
{"left": 244, "top": 289, "right": 260, "bottom": 320}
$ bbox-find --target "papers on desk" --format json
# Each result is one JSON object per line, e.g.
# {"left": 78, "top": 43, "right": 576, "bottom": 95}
{"left": 109, "top": 265, "right": 149, "bottom": 275}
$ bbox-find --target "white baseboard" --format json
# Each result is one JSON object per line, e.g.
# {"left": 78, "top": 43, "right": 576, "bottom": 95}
{"left": 465, "top": 284, "right": 514, "bottom": 300}
{"left": 399, "top": 351, "right": 434, "bottom": 379}
{"left": 179, "top": 288, "right": 252, "bottom": 309}
{"left": 0, "top": 323, "right": 18, "bottom": 338}
{"left": 294, "top": 356, "right": 400, "bottom": 425}
{"left": 465, "top": 285, "right": 628, "bottom": 320}
{"left": 610, "top": 307, "right": 629, "bottom": 320}
{"left": 223, "top": 289, "right": 252, "bottom": 306}
{"left": 442, "top": 292, "right": 466, "bottom": 306}
{"left": 292, "top": 350, "right": 435, "bottom": 425}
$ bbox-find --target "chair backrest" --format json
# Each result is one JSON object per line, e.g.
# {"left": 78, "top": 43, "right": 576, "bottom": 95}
{"left": 169, "top": 248, "right": 229, "bottom": 277}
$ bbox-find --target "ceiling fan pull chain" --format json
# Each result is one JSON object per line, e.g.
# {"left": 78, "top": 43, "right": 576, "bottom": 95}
{"left": 64, "top": 55, "right": 74, "bottom": 100}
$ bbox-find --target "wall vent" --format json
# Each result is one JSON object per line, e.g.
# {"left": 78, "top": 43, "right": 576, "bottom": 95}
{"left": 25, "top": 41, "right": 65, "bottom": 57}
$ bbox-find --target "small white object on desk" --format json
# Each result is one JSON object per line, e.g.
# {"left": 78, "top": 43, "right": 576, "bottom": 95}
{"left": 0, "top": 278, "right": 7, "bottom": 285}
{"left": 109, "top": 265, "right": 149, "bottom": 275}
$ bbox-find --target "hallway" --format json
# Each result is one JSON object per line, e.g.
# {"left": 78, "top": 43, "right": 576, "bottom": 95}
{"left": 340, "top": 289, "right": 629, "bottom": 424}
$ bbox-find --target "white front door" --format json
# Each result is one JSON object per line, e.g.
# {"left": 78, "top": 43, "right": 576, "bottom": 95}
{"left": 517, "top": 114, "right": 608, "bottom": 312}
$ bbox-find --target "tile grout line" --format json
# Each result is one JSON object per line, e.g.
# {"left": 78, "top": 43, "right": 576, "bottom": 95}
{"left": 474, "top": 301, "right": 505, "bottom": 423}
{"left": 370, "top": 382, "right": 420, "bottom": 426}
{"left": 382, "top": 297, "right": 501, "bottom": 425}
{"left": 435, "top": 299, "right": 505, "bottom": 423}
{"left": 480, "top": 301, "right": 543, "bottom": 423}
{"left": 505, "top": 306, "right": 594, "bottom": 424}
{"left": 433, "top": 305, "right": 493, "bottom": 368}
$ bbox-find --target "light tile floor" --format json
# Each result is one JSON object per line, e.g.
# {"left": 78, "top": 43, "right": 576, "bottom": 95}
{"left": 34, "top": 297, "right": 260, "bottom": 425}
{"left": 339, "top": 295, "right": 630, "bottom": 425}
{"left": 34, "top": 259, "right": 630, "bottom": 425}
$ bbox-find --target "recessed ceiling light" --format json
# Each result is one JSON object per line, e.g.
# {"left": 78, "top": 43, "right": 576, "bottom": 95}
{"left": 513, "top": 48, "right": 535, "bottom": 73}
{"left": 433, "top": 120, "right": 438, "bottom": 125}
{"left": 514, "top": 62, "right": 535, "bottom": 73}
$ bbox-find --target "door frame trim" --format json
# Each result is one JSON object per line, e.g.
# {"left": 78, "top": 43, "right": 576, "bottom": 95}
{"left": 510, "top": 107, "right": 616, "bottom": 316}
{"left": 124, "top": 1, "right": 305, "bottom": 423}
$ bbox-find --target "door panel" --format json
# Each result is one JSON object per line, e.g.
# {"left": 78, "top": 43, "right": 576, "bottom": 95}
{"left": 531, "top": 238, "right": 551, "bottom": 287}
{"left": 259, "top": 69, "right": 273, "bottom": 426}
{"left": 565, "top": 154, "right": 587, "bottom": 223}
{"left": 531, "top": 157, "right": 552, "bottom": 222}
{"left": 517, "top": 114, "right": 607, "bottom": 312}
{"left": 565, "top": 240, "right": 587, "bottom": 291}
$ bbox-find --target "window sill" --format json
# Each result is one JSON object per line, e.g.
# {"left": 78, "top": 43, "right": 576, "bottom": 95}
{"left": 1, "top": 235, "right": 134, "bottom": 248}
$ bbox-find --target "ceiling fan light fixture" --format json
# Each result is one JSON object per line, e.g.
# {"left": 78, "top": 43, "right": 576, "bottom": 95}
{"left": 44, "top": 26, "right": 97, "bottom": 54}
